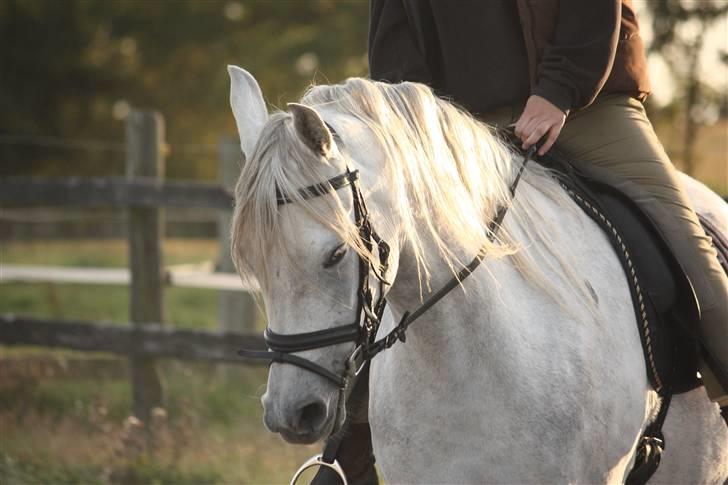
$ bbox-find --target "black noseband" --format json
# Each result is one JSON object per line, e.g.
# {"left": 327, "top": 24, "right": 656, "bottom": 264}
{"left": 264, "top": 324, "right": 361, "bottom": 353}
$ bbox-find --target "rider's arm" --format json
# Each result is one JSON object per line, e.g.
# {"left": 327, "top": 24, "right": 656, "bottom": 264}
{"left": 368, "top": 0, "right": 432, "bottom": 84}
{"left": 532, "top": 0, "right": 621, "bottom": 113}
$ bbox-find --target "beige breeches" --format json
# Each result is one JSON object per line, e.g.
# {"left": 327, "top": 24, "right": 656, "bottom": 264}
{"left": 484, "top": 94, "right": 728, "bottom": 404}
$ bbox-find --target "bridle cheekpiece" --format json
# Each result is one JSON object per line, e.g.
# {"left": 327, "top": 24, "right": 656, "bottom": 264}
{"left": 237, "top": 166, "right": 391, "bottom": 391}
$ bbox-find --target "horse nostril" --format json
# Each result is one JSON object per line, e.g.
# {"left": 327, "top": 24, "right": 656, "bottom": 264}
{"left": 294, "top": 400, "right": 327, "bottom": 433}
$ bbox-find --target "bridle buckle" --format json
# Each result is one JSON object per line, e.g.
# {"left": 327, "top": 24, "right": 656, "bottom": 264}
{"left": 347, "top": 345, "right": 368, "bottom": 378}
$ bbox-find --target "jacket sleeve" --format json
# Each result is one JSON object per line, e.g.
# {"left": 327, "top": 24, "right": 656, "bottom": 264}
{"left": 532, "top": 0, "right": 621, "bottom": 112}
{"left": 368, "top": 0, "right": 432, "bottom": 84}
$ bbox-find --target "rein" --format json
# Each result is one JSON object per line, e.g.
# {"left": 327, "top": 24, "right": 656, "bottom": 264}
{"left": 361, "top": 145, "right": 533, "bottom": 363}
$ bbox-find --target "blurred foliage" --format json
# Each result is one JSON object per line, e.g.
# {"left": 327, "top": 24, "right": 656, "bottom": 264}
{"left": 645, "top": 0, "right": 728, "bottom": 175}
{"left": 1, "top": 0, "right": 724, "bottom": 183}
{"left": 0, "top": 0, "right": 369, "bottom": 179}
{"left": 647, "top": 0, "right": 728, "bottom": 54}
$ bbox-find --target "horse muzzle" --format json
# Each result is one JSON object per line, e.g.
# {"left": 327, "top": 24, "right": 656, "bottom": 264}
{"left": 262, "top": 387, "right": 339, "bottom": 444}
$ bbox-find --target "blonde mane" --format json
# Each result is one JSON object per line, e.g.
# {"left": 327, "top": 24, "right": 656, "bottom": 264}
{"left": 231, "top": 78, "right": 582, "bottom": 304}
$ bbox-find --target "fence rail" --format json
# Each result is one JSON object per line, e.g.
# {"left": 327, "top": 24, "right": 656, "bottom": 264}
{"left": 1, "top": 264, "right": 257, "bottom": 291}
{"left": 0, "top": 176, "right": 233, "bottom": 209}
{"left": 0, "top": 109, "right": 261, "bottom": 423}
{"left": 0, "top": 314, "right": 265, "bottom": 364}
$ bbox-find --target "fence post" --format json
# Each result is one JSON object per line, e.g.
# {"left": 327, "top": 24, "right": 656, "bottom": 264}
{"left": 126, "top": 110, "right": 165, "bottom": 423}
{"left": 218, "top": 137, "right": 259, "bottom": 334}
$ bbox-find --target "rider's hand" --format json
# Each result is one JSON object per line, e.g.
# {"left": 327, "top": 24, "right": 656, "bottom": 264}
{"left": 514, "top": 95, "right": 567, "bottom": 156}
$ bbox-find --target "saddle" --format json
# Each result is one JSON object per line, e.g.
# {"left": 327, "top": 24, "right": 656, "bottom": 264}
{"left": 539, "top": 148, "right": 706, "bottom": 395}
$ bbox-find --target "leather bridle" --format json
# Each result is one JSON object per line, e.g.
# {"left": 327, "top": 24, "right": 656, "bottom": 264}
{"left": 237, "top": 167, "right": 391, "bottom": 391}
{"left": 237, "top": 135, "right": 533, "bottom": 406}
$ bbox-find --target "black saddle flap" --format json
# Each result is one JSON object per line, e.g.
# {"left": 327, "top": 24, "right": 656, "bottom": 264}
{"left": 538, "top": 149, "right": 701, "bottom": 394}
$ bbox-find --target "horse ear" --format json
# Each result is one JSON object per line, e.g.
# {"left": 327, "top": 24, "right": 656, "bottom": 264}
{"left": 228, "top": 65, "right": 268, "bottom": 159}
{"left": 287, "top": 103, "right": 333, "bottom": 159}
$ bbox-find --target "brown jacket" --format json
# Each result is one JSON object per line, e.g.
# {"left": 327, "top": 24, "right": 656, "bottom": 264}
{"left": 369, "top": 0, "right": 651, "bottom": 114}
{"left": 516, "top": 0, "right": 650, "bottom": 108}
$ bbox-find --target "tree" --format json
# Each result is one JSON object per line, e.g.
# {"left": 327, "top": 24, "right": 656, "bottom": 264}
{"left": 0, "top": 0, "right": 369, "bottom": 179}
{"left": 646, "top": 0, "right": 728, "bottom": 175}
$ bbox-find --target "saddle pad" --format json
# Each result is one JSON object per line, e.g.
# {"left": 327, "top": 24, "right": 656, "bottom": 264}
{"left": 536, "top": 152, "right": 702, "bottom": 395}
{"left": 699, "top": 213, "right": 728, "bottom": 275}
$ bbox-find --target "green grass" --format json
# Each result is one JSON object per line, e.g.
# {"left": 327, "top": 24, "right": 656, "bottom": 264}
{"left": 0, "top": 239, "right": 219, "bottom": 268}
{"left": 0, "top": 360, "right": 265, "bottom": 427}
{"left": 0, "top": 240, "right": 313, "bottom": 483}
{"left": 0, "top": 362, "right": 319, "bottom": 484}
{"left": 0, "top": 283, "right": 220, "bottom": 329}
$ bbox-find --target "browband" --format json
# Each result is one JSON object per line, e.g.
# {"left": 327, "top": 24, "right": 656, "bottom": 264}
{"left": 276, "top": 170, "right": 360, "bottom": 206}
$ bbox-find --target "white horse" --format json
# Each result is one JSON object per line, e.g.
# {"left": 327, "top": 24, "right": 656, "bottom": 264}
{"left": 227, "top": 65, "right": 728, "bottom": 484}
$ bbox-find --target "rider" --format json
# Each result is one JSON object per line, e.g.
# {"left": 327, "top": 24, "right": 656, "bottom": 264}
{"left": 316, "top": 1, "right": 728, "bottom": 483}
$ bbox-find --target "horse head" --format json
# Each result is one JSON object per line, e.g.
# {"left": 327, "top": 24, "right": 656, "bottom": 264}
{"left": 228, "top": 66, "right": 398, "bottom": 444}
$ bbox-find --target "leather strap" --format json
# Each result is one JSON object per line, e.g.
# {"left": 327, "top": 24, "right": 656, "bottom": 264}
{"left": 237, "top": 348, "right": 348, "bottom": 388}
{"left": 276, "top": 170, "right": 360, "bottom": 205}
{"left": 363, "top": 145, "right": 534, "bottom": 360}
{"left": 240, "top": 166, "right": 384, "bottom": 390}
{"left": 264, "top": 323, "right": 361, "bottom": 353}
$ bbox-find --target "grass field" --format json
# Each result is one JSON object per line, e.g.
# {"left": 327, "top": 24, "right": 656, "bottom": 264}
{"left": 0, "top": 239, "right": 319, "bottom": 484}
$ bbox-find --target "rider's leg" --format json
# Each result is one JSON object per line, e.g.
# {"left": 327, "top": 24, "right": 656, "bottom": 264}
{"left": 554, "top": 93, "right": 728, "bottom": 406}
{"left": 313, "top": 422, "right": 377, "bottom": 485}
{"left": 311, "top": 367, "right": 377, "bottom": 485}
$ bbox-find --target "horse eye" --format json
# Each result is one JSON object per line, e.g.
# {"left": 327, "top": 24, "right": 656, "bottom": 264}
{"left": 323, "top": 244, "right": 348, "bottom": 268}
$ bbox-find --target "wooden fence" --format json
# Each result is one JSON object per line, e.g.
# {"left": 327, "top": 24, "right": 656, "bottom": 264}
{"left": 5, "top": 111, "right": 726, "bottom": 422}
{"left": 0, "top": 314, "right": 264, "bottom": 364}
{"left": 0, "top": 110, "right": 263, "bottom": 422}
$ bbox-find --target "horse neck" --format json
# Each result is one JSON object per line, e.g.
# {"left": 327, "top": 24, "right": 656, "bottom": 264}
{"left": 386, "top": 227, "right": 463, "bottom": 306}
{"left": 382, "top": 226, "right": 503, "bottom": 342}
{"left": 375, "top": 223, "right": 530, "bottom": 407}
{"left": 327, "top": 108, "right": 518, "bottom": 331}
